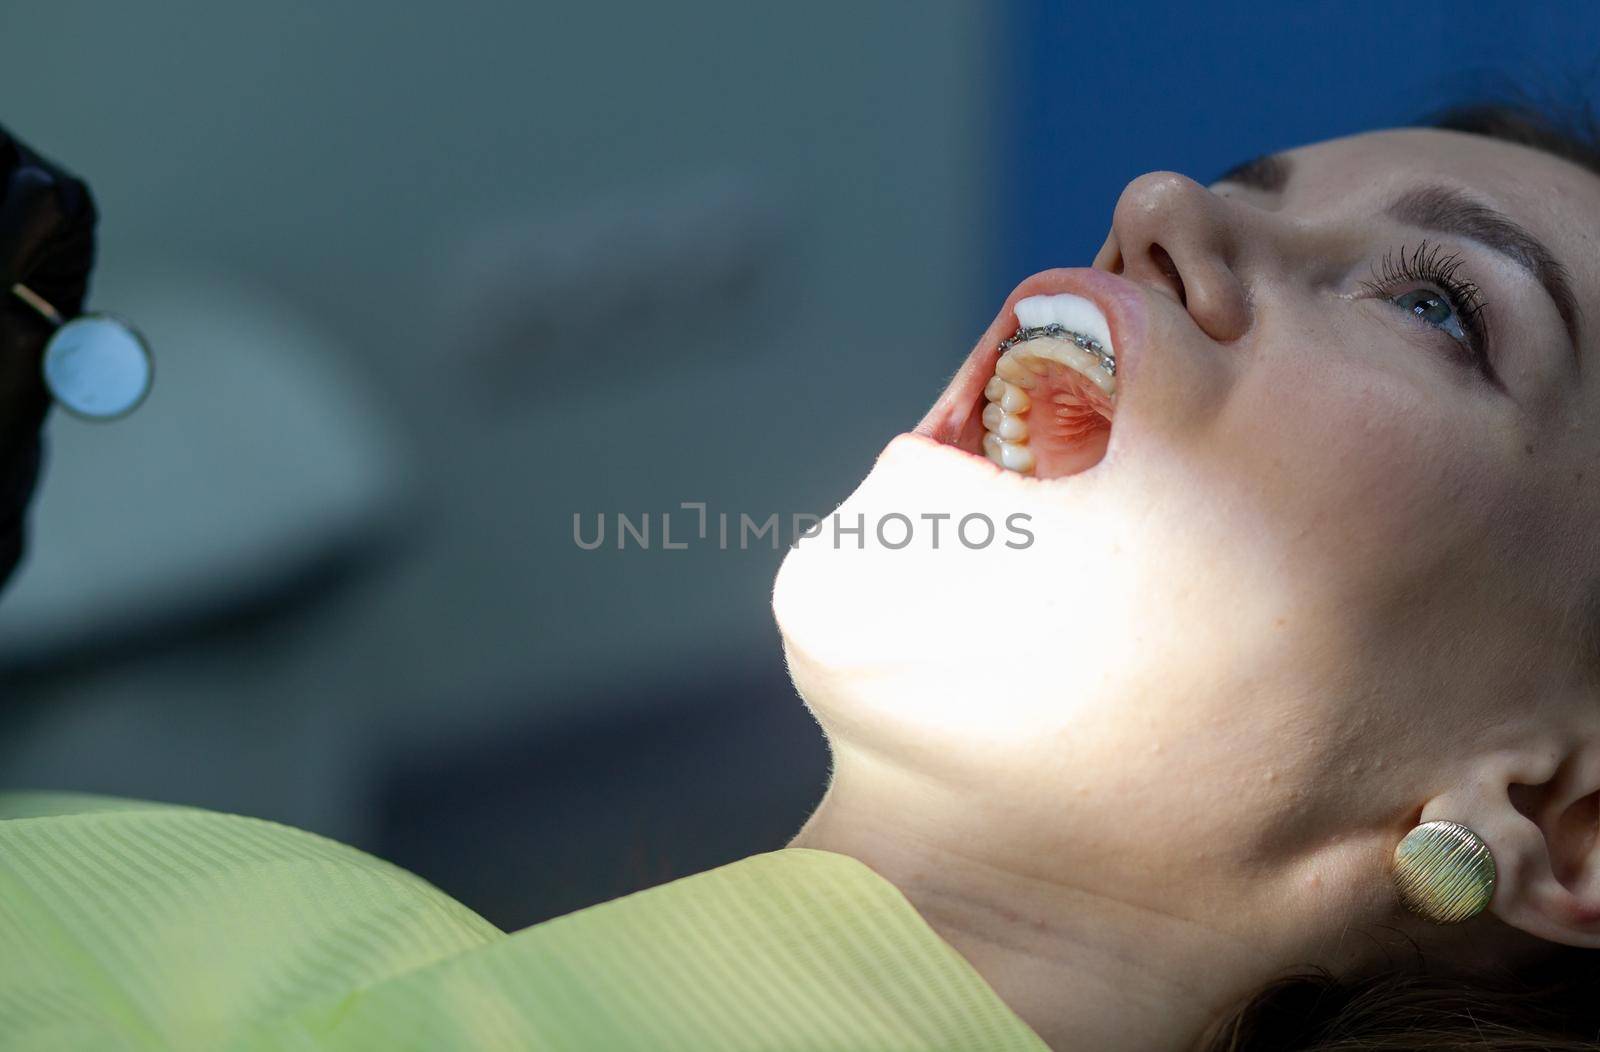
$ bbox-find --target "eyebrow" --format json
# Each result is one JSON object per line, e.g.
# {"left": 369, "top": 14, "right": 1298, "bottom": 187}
{"left": 1213, "top": 152, "right": 1584, "bottom": 373}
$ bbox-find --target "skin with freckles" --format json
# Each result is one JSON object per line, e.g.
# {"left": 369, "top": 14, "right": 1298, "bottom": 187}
{"left": 771, "top": 127, "right": 1600, "bottom": 1052}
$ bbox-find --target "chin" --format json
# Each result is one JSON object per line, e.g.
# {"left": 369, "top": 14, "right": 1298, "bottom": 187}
{"left": 770, "top": 427, "right": 1156, "bottom": 765}
{"left": 772, "top": 272, "right": 1149, "bottom": 754}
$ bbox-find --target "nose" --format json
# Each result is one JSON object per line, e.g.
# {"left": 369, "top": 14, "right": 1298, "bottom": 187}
{"left": 1092, "top": 171, "right": 1252, "bottom": 344}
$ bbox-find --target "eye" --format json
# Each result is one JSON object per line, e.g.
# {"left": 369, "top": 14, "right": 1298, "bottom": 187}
{"left": 1359, "top": 241, "right": 1496, "bottom": 384}
{"left": 1392, "top": 288, "right": 1474, "bottom": 345}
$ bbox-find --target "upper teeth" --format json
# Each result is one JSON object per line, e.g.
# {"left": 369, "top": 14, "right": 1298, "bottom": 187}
{"left": 1016, "top": 293, "right": 1114, "bottom": 349}
{"left": 982, "top": 293, "right": 1118, "bottom": 475}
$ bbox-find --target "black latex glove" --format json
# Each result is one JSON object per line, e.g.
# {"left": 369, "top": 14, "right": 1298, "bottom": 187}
{"left": 0, "top": 125, "right": 97, "bottom": 593}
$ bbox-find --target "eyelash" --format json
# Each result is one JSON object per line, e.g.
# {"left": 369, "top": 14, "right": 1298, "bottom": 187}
{"left": 1357, "top": 240, "right": 1494, "bottom": 379}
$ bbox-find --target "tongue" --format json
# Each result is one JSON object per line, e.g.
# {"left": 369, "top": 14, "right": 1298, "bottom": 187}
{"left": 1028, "top": 358, "right": 1113, "bottom": 479}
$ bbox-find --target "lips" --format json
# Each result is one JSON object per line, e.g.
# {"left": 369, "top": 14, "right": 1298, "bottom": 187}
{"left": 914, "top": 268, "right": 1149, "bottom": 473}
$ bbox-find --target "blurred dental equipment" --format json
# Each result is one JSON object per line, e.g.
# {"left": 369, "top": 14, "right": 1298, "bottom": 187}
{"left": 11, "top": 281, "right": 152, "bottom": 420}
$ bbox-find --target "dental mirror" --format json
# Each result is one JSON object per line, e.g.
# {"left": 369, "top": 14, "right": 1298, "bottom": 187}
{"left": 11, "top": 283, "right": 153, "bottom": 420}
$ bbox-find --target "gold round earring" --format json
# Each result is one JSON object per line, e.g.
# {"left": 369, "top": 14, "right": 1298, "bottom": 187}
{"left": 1392, "top": 819, "right": 1498, "bottom": 924}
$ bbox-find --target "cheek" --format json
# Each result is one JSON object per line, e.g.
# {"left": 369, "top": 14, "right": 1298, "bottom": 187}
{"left": 1207, "top": 347, "right": 1506, "bottom": 596}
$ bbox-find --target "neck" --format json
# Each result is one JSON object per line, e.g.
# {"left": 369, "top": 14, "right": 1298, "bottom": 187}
{"left": 786, "top": 746, "right": 1326, "bottom": 1052}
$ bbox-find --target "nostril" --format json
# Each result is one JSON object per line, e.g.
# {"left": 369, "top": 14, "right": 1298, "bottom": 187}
{"left": 1149, "top": 243, "right": 1187, "bottom": 307}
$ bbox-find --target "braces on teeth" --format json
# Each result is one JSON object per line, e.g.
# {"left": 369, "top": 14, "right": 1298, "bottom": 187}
{"left": 996, "top": 324, "right": 1116, "bottom": 376}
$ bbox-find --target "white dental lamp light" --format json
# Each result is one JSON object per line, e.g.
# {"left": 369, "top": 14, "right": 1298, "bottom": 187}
{"left": 11, "top": 282, "right": 153, "bottom": 420}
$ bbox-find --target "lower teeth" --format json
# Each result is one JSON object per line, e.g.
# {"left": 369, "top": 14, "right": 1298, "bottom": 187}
{"left": 982, "top": 328, "right": 1116, "bottom": 475}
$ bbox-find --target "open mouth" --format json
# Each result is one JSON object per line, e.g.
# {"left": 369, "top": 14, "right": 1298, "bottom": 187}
{"left": 934, "top": 291, "right": 1119, "bottom": 480}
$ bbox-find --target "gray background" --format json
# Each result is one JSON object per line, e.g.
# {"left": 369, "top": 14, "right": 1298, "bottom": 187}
{"left": 0, "top": 2, "right": 993, "bottom": 927}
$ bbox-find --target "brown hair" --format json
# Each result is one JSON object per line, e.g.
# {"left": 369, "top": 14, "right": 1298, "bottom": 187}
{"left": 1194, "top": 89, "right": 1600, "bottom": 1051}
{"left": 1195, "top": 948, "right": 1600, "bottom": 1050}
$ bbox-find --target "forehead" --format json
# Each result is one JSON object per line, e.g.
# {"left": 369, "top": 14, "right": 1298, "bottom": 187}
{"left": 1291, "top": 126, "right": 1600, "bottom": 206}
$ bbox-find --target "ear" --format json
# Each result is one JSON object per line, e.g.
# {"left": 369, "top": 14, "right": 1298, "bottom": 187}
{"left": 1422, "top": 746, "right": 1600, "bottom": 947}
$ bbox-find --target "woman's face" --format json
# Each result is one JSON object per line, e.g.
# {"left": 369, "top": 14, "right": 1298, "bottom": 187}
{"left": 772, "top": 128, "right": 1600, "bottom": 917}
